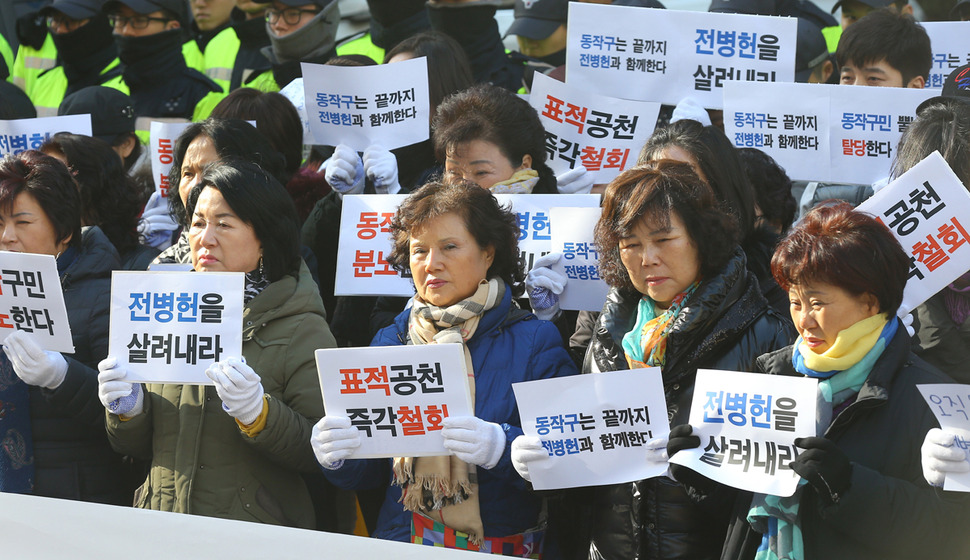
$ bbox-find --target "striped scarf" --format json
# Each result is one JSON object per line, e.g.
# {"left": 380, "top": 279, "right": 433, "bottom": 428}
{"left": 622, "top": 282, "right": 700, "bottom": 369}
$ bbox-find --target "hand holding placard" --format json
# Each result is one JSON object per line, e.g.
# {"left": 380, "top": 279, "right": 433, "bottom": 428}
{"left": 97, "top": 356, "right": 144, "bottom": 418}
{"left": 206, "top": 357, "right": 265, "bottom": 426}
{"left": 3, "top": 330, "right": 67, "bottom": 389}
{"left": 311, "top": 416, "right": 362, "bottom": 470}
{"left": 921, "top": 428, "right": 970, "bottom": 488}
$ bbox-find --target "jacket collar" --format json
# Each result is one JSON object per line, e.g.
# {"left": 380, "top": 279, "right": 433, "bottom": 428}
{"left": 242, "top": 260, "right": 325, "bottom": 341}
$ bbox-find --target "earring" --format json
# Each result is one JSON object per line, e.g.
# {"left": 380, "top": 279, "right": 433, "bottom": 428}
{"left": 259, "top": 256, "right": 264, "bottom": 276}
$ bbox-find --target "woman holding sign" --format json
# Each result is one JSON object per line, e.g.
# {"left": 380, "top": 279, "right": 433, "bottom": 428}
{"left": 98, "top": 160, "right": 338, "bottom": 528}
{"left": 311, "top": 180, "right": 577, "bottom": 555}
{"left": 515, "top": 161, "right": 792, "bottom": 560}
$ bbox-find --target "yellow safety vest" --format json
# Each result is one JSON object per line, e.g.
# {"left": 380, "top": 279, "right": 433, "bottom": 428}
{"left": 335, "top": 32, "right": 384, "bottom": 65}
{"left": 822, "top": 25, "right": 841, "bottom": 54}
{"left": 0, "top": 35, "right": 13, "bottom": 79}
{"left": 29, "top": 60, "right": 128, "bottom": 117}
{"left": 11, "top": 33, "right": 57, "bottom": 91}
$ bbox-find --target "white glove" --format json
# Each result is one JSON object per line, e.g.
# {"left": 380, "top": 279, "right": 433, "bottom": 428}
{"left": 900, "top": 312, "right": 915, "bottom": 337}
{"left": 3, "top": 329, "right": 68, "bottom": 390}
{"left": 645, "top": 435, "right": 669, "bottom": 464}
{"left": 441, "top": 416, "right": 506, "bottom": 469}
{"left": 511, "top": 435, "right": 549, "bottom": 482}
{"left": 205, "top": 357, "right": 265, "bottom": 426}
{"left": 321, "top": 143, "right": 365, "bottom": 196}
{"left": 526, "top": 252, "right": 566, "bottom": 322}
{"left": 670, "top": 97, "right": 712, "bottom": 126}
{"left": 556, "top": 166, "right": 595, "bottom": 195}
{"left": 921, "top": 427, "right": 970, "bottom": 487}
{"left": 97, "top": 356, "right": 144, "bottom": 417}
{"left": 310, "top": 415, "right": 362, "bottom": 470}
{"left": 363, "top": 144, "right": 401, "bottom": 194}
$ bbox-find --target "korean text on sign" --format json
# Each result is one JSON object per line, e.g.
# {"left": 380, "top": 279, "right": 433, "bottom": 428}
{"left": 335, "top": 194, "right": 412, "bottom": 297}
{"left": 0, "top": 115, "right": 92, "bottom": 159}
{"left": 0, "top": 252, "right": 74, "bottom": 353}
{"left": 150, "top": 121, "right": 193, "bottom": 199}
{"left": 550, "top": 206, "right": 609, "bottom": 312}
{"left": 918, "top": 384, "right": 970, "bottom": 492}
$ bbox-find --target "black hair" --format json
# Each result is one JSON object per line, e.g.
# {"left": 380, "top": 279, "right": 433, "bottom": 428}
{"left": 738, "top": 147, "right": 797, "bottom": 234}
{"left": 384, "top": 31, "right": 474, "bottom": 116}
{"left": 836, "top": 9, "right": 931, "bottom": 84}
{"left": 892, "top": 101, "right": 970, "bottom": 187}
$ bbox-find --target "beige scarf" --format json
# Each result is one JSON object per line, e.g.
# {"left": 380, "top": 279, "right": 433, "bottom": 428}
{"left": 488, "top": 168, "right": 539, "bottom": 194}
{"left": 393, "top": 278, "right": 505, "bottom": 545}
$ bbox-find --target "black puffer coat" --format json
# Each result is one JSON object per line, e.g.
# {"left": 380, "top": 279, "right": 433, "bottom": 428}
{"left": 579, "top": 248, "right": 795, "bottom": 560}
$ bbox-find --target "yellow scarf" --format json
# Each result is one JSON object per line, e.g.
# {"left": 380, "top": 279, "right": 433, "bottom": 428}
{"left": 797, "top": 313, "right": 889, "bottom": 372}
{"left": 488, "top": 168, "right": 539, "bottom": 194}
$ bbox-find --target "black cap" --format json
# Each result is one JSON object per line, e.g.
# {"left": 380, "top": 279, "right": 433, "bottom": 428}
{"left": 505, "top": 0, "right": 568, "bottom": 40}
{"left": 39, "top": 0, "right": 105, "bottom": 20}
{"left": 709, "top": 0, "right": 776, "bottom": 14}
{"left": 830, "top": 0, "right": 897, "bottom": 14}
{"left": 951, "top": 0, "right": 970, "bottom": 18}
{"left": 103, "top": 0, "right": 188, "bottom": 26}
{"left": 917, "top": 64, "right": 970, "bottom": 114}
{"left": 251, "top": 0, "right": 333, "bottom": 6}
{"left": 613, "top": 0, "right": 666, "bottom": 7}
{"left": 795, "top": 18, "right": 829, "bottom": 82}
{"left": 58, "top": 86, "right": 136, "bottom": 143}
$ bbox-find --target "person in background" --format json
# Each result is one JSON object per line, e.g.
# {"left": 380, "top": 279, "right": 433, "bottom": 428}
{"left": 738, "top": 148, "right": 797, "bottom": 236}
{"left": 57, "top": 86, "right": 143, "bottom": 174}
{"left": 794, "top": 18, "right": 835, "bottom": 85}
{"left": 0, "top": 151, "right": 128, "bottom": 506}
{"left": 832, "top": 0, "right": 912, "bottom": 29}
{"left": 836, "top": 9, "right": 929, "bottom": 89}
{"left": 951, "top": 0, "right": 970, "bottom": 19}
{"left": 256, "top": 0, "right": 339, "bottom": 90}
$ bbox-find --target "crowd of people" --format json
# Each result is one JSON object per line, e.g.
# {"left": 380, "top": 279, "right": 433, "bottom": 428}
{"left": 1, "top": 0, "right": 970, "bottom": 558}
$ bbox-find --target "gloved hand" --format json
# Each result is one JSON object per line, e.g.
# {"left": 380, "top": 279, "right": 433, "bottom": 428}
{"left": 363, "top": 144, "right": 401, "bottom": 194}
{"left": 526, "top": 252, "right": 566, "bottom": 322}
{"left": 670, "top": 97, "right": 712, "bottom": 126}
{"left": 900, "top": 311, "right": 915, "bottom": 338}
{"left": 791, "top": 437, "right": 853, "bottom": 504}
{"left": 666, "top": 424, "right": 715, "bottom": 492}
{"left": 441, "top": 416, "right": 506, "bottom": 469}
{"left": 511, "top": 435, "right": 549, "bottom": 482}
{"left": 321, "top": 143, "right": 365, "bottom": 196}
{"left": 310, "top": 416, "right": 362, "bottom": 470}
{"left": 3, "top": 330, "right": 68, "bottom": 390}
{"left": 645, "top": 434, "right": 670, "bottom": 464}
{"left": 921, "top": 427, "right": 970, "bottom": 487}
{"left": 556, "top": 166, "right": 595, "bottom": 195}
{"left": 97, "top": 356, "right": 144, "bottom": 417}
{"left": 205, "top": 357, "right": 265, "bottom": 426}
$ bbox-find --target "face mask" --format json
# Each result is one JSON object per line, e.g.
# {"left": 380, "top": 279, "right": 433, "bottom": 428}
{"left": 266, "top": 1, "right": 338, "bottom": 64}
{"left": 115, "top": 28, "right": 183, "bottom": 66}
{"left": 52, "top": 15, "right": 115, "bottom": 66}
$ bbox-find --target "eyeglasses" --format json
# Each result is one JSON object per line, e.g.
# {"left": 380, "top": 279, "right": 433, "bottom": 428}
{"left": 107, "top": 14, "right": 172, "bottom": 30}
{"left": 46, "top": 15, "right": 86, "bottom": 32}
{"left": 265, "top": 7, "right": 320, "bottom": 25}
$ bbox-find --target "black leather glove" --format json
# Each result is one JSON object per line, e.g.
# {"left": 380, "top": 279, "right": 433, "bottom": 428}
{"left": 666, "top": 424, "right": 716, "bottom": 495}
{"left": 16, "top": 12, "right": 47, "bottom": 51}
{"left": 791, "top": 437, "right": 853, "bottom": 505}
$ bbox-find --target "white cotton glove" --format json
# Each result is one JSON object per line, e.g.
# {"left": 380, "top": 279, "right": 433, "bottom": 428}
{"left": 310, "top": 416, "right": 362, "bottom": 470}
{"left": 97, "top": 356, "right": 144, "bottom": 417}
{"left": 645, "top": 435, "right": 670, "bottom": 464}
{"left": 441, "top": 416, "right": 507, "bottom": 469}
{"left": 556, "top": 166, "right": 595, "bottom": 195}
{"left": 363, "top": 144, "right": 401, "bottom": 194}
{"left": 3, "top": 330, "right": 68, "bottom": 390}
{"left": 671, "top": 97, "right": 712, "bottom": 126}
{"left": 526, "top": 252, "right": 566, "bottom": 322}
{"left": 205, "top": 357, "right": 265, "bottom": 426}
{"left": 900, "top": 312, "right": 915, "bottom": 337}
{"left": 921, "top": 427, "right": 970, "bottom": 487}
{"left": 511, "top": 435, "right": 549, "bottom": 483}
{"left": 321, "top": 143, "right": 365, "bottom": 197}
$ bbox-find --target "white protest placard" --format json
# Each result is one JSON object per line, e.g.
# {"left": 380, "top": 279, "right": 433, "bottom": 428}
{"left": 549, "top": 206, "right": 608, "bottom": 312}
{"left": 917, "top": 384, "right": 970, "bottom": 492}
{"left": 108, "top": 271, "right": 244, "bottom": 384}
{"left": 0, "top": 115, "right": 92, "bottom": 158}
{"left": 724, "top": 81, "right": 934, "bottom": 184}
{"left": 302, "top": 57, "right": 430, "bottom": 151}
{"left": 529, "top": 73, "right": 659, "bottom": 183}
{"left": 855, "top": 152, "right": 970, "bottom": 315}
{"left": 565, "top": 3, "right": 796, "bottom": 108}
{"left": 513, "top": 368, "right": 668, "bottom": 490}
{"left": 669, "top": 369, "right": 817, "bottom": 497}
{"left": 0, "top": 252, "right": 73, "bottom": 353}
{"left": 315, "top": 344, "right": 473, "bottom": 458}
{"left": 149, "top": 121, "right": 192, "bottom": 200}
{"left": 335, "top": 194, "right": 601, "bottom": 297}
{"left": 922, "top": 23, "right": 970, "bottom": 90}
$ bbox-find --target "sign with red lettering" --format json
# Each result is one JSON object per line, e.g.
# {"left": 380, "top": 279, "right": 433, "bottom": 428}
{"left": 150, "top": 121, "right": 193, "bottom": 199}
{"left": 0, "top": 252, "right": 73, "bottom": 353}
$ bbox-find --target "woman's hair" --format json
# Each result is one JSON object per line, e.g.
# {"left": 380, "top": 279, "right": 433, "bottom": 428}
{"left": 384, "top": 31, "right": 474, "bottom": 115}
{"left": 41, "top": 133, "right": 143, "bottom": 257}
{"left": 0, "top": 150, "right": 81, "bottom": 250}
{"left": 639, "top": 119, "right": 757, "bottom": 241}
{"left": 386, "top": 180, "right": 525, "bottom": 296}
{"left": 168, "top": 118, "right": 285, "bottom": 226}
{"left": 771, "top": 201, "right": 909, "bottom": 316}
{"left": 433, "top": 84, "right": 557, "bottom": 193}
{"left": 595, "top": 160, "right": 738, "bottom": 291}
{"left": 738, "top": 147, "right": 797, "bottom": 234}
{"left": 210, "top": 88, "right": 304, "bottom": 182}
{"left": 892, "top": 101, "right": 970, "bottom": 187}
{"left": 185, "top": 159, "right": 301, "bottom": 282}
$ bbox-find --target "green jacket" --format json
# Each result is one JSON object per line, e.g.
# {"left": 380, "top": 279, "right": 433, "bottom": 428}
{"left": 105, "top": 262, "right": 336, "bottom": 528}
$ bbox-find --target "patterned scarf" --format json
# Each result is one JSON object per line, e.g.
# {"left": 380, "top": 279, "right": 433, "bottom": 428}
{"left": 393, "top": 278, "right": 505, "bottom": 546}
{"left": 488, "top": 169, "right": 539, "bottom": 194}
{"left": 243, "top": 268, "right": 270, "bottom": 305}
{"left": 748, "top": 314, "right": 895, "bottom": 560}
{"left": 0, "top": 352, "right": 34, "bottom": 493}
{"left": 622, "top": 282, "right": 700, "bottom": 369}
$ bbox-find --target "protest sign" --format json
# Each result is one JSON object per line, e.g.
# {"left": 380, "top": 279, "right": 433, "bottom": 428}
{"left": 530, "top": 73, "right": 659, "bottom": 183}
{"left": 669, "top": 369, "right": 817, "bottom": 496}
{"left": 335, "top": 194, "right": 600, "bottom": 296}
{"left": 0, "top": 252, "right": 73, "bottom": 353}
{"left": 917, "top": 384, "right": 970, "bottom": 492}
{"left": 108, "top": 271, "right": 244, "bottom": 384}
{"left": 150, "top": 121, "right": 192, "bottom": 199}
{"left": 922, "top": 23, "right": 970, "bottom": 89}
{"left": 315, "top": 344, "right": 473, "bottom": 458}
{"left": 513, "top": 367, "right": 668, "bottom": 490}
{"left": 549, "top": 206, "right": 608, "bottom": 312}
{"left": 302, "top": 57, "right": 430, "bottom": 151}
{"left": 724, "top": 81, "right": 933, "bottom": 184}
{"left": 856, "top": 152, "right": 970, "bottom": 315}
{"left": 0, "top": 115, "right": 92, "bottom": 158}
{"left": 566, "top": 3, "right": 796, "bottom": 108}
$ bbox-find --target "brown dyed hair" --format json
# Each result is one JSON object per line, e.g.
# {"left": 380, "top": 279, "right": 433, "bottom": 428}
{"left": 595, "top": 160, "right": 738, "bottom": 292}
{"left": 771, "top": 201, "right": 908, "bottom": 316}
{"left": 386, "top": 180, "right": 525, "bottom": 296}
{"left": 0, "top": 150, "right": 81, "bottom": 250}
